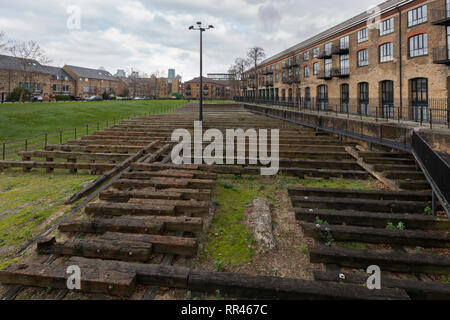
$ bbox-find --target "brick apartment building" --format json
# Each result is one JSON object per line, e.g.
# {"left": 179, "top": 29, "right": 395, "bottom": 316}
{"left": 242, "top": 0, "right": 449, "bottom": 121}
{"left": 63, "top": 65, "right": 119, "bottom": 99}
{"left": 0, "top": 54, "right": 75, "bottom": 102}
{"left": 185, "top": 77, "right": 236, "bottom": 100}
{"left": 117, "top": 75, "right": 181, "bottom": 98}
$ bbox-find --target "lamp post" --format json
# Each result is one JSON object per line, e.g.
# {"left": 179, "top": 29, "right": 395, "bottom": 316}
{"left": 189, "top": 22, "right": 214, "bottom": 122}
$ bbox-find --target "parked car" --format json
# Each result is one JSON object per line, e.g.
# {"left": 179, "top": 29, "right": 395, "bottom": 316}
{"left": 32, "top": 95, "right": 43, "bottom": 102}
{"left": 87, "top": 96, "right": 103, "bottom": 101}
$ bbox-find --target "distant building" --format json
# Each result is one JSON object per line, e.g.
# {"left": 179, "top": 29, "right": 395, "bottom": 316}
{"left": 184, "top": 76, "right": 237, "bottom": 100}
{"left": 207, "top": 73, "right": 235, "bottom": 81}
{"left": 115, "top": 69, "right": 126, "bottom": 78}
{"left": 168, "top": 69, "right": 176, "bottom": 80}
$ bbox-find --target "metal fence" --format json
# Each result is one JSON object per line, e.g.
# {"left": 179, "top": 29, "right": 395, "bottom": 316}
{"left": 0, "top": 104, "right": 180, "bottom": 161}
{"left": 412, "top": 131, "right": 450, "bottom": 216}
{"left": 235, "top": 97, "right": 450, "bottom": 129}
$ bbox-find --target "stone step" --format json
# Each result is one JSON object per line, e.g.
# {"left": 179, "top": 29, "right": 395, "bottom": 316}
{"left": 301, "top": 222, "right": 450, "bottom": 248}
{"left": 127, "top": 198, "right": 209, "bottom": 214}
{"left": 309, "top": 244, "right": 450, "bottom": 275}
{"left": 291, "top": 196, "right": 428, "bottom": 213}
{"left": 112, "top": 178, "right": 214, "bottom": 190}
{"left": 288, "top": 187, "right": 431, "bottom": 202}
{"left": 397, "top": 180, "right": 431, "bottom": 191}
{"left": 358, "top": 152, "right": 412, "bottom": 159}
{"left": 0, "top": 263, "right": 136, "bottom": 297}
{"left": 123, "top": 170, "right": 217, "bottom": 180}
{"left": 373, "top": 164, "right": 419, "bottom": 172}
{"left": 294, "top": 208, "right": 450, "bottom": 230}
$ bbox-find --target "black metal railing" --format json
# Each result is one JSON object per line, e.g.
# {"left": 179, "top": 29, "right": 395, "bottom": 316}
{"left": 412, "top": 131, "right": 450, "bottom": 216}
{"left": 332, "top": 68, "right": 350, "bottom": 77}
{"left": 430, "top": 8, "right": 450, "bottom": 24}
{"left": 235, "top": 97, "right": 450, "bottom": 128}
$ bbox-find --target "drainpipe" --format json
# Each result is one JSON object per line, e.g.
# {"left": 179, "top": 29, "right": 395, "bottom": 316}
{"left": 397, "top": 5, "right": 403, "bottom": 117}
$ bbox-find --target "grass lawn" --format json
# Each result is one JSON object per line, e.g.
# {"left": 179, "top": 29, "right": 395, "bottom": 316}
{"left": 0, "top": 170, "right": 95, "bottom": 269}
{"left": 0, "top": 100, "right": 187, "bottom": 142}
{"left": 0, "top": 99, "right": 187, "bottom": 159}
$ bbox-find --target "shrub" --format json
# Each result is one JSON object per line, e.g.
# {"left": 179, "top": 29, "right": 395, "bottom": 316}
{"left": 55, "top": 95, "right": 70, "bottom": 101}
{"left": 7, "top": 87, "right": 30, "bottom": 102}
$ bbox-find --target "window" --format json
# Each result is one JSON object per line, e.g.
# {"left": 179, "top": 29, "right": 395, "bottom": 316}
{"left": 305, "top": 87, "right": 311, "bottom": 109}
{"left": 313, "top": 63, "right": 319, "bottom": 75}
{"left": 381, "top": 80, "right": 394, "bottom": 118}
{"left": 304, "top": 51, "right": 310, "bottom": 61}
{"left": 448, "top": 26, "right": 450, "bottom": 59}
{"left": 325, "top": 42, "right": 332, "bottom": 55}
{"left": 304, "top": 66, "right": 309, "bottom": 78}
{"left": 409, "top": 34, "right": 428, "bottom": 57}
{"left": 358, "top": 49, "right": 369, "bottom": 66}
{"left": 408, "top": 5, "right": 427, "bottom": 27}
{"left": 340, "top": 36, "right": 349, "bottom": 49}
{"left": 313, "top": 47, "right": 319, "bottom": 58}
{"left": 380, "top": 43, "right": 394, "bottom": 62}
{"left": 358, "top": 28, "right": 368, "bottom": 43}
{"left": 359, "top": 82, "right": 369, "bottom": 115}
{"left": 380, "top": 18, "right": 394, "bottom": 36}
{"left": 340, "top": 54, "right": 349, "bottom": 75}
{"left": 411, "top": 78, "right": 428, "bottom": 121}
{"left": 317, "top": 85, "right": 328, "bottom": 110}
{"left": 341, "top": 84, "right": 349, "bottom": 113}
{"left": 325, "top": 59, "right": 332, "bottom": 77}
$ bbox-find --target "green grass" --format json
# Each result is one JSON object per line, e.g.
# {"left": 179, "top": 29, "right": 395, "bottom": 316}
{"left": 0, "top": 100, "right": 186, "bottom": 142}
{"left": 0, "top": 170, "right": 94, "bottom": 259}
{"left": 203, "top": 174, "right": 380, "bottom": 269}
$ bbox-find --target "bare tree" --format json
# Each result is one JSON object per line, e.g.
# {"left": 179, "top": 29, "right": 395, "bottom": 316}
{"left": 228, "top": 57, "right": 247, "bottom": 97}
{"left": 0, "top": 31, "right": 6, "bottom": 51}
{"left": 7, "top": 40, "right": 51, "bottom": 102}
{"left": 247, "top": 47, "right": 265, "bottom": 98}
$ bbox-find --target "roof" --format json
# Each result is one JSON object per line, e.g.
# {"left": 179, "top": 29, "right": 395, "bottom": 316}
{"left": 65, "top": 65, "right": 117, "bottom": 81}
{"left": 185, "top": 77, "right": 230, "bottom": 86}
{"left": 258, "top": 0, "right": 410, "bottom": 67}
{"left": 0, "top": 54, "right": 73, "bottom": 80}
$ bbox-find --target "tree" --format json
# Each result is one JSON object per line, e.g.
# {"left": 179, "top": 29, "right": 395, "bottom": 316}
{"left": 228, "top": 57, "right": 247, "bottom": 98}
{"left": 7, "top": 40, "right": 51, "bottom": 102}
{"left": 247, "top": 47, "right": 265, "bottom": 98}
{"left": 0, "top": 31, "right": 5, "bottom": 51}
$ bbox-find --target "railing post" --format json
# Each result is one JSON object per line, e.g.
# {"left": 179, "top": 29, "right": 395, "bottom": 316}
{"left": 86, "top": 124, "right": 89, "bottom": 135}
{"left": 430, "top": 108, "right": 432, "bottom": 130}
{"left": 2, "top": 143, "right": 5, "bottom": 160}
{"left": 25, "top": 138, "right": 28, "bottom": 151}
{"left": 60, "top": 131, "right": 62, "bottom": 144}
{"left": 97, "top": 121, "right": 100, "bottom": 130}
{"left": 432, "top": 191, "right": 437, "bottom": 217}
{"left": 45, "top": 133, "right": 48, "bottom": 146}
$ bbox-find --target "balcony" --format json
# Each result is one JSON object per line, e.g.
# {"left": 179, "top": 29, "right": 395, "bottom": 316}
{"left": 332, "top": 45, "right": 350, "bottom": 55}
{"left": 431, "top": 8, "right": 450, "bottom": 25}
{"left": 282, "top": 77, "right": 289, "bottom": 84}
{"left": 317, "top": 50, "right": 333, "bottom": 59}
{"left": 317, "top": 70, "right": 332, "bottom": 80}
{"left": 292, "top": 58, "right": 300, "bottom": 67}
{"left": 264, "top": 68, "right": 274, "bottom": 75}
{"left": 265, "top": 80, "right": 274, "bottom": 87}
{"left": 292, "top": 75, "right": 301, "bottom": 83}
{"left": 433, "top": 47, "right": 450, "bottom": 64}
{"left": 332, "top": 67, "right": 350, "bottom": 78}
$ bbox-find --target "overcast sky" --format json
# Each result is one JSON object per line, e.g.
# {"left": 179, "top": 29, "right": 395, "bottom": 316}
{"left": 0, "top": 0, "right": 380, "bottom": 80}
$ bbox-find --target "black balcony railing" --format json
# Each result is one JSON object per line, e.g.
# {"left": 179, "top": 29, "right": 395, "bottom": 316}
{"left": 332, "top": 67, "right": 350, "bottom": 77}
{"left": 282, "top": 77, "right": 289, "bottom": 84}
{"left": 433, "top": 47, "right": 450, "bottom": 64}
{"left": 431, "top": 8, "right": 450, "bottom": 25}
{"left": 332, "top": 45, "right": 350, "bottom": 55}
{"left": 318, "top": 50, "right": 333, "bottom": 59}
{"left": 317, "top": 70, "right": 333, "bottom": 80}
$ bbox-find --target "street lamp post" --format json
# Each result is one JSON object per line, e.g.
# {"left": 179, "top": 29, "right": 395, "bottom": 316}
{"left": 189, "top": 22, "right": 214, "bottom": 122}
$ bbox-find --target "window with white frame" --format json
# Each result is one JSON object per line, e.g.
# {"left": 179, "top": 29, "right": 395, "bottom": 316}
{"left": 380, "top": 18, "right": 394, "bottom": 36}
{"left": 313, "top": 62, "right": 319, "bottom": 75}
{"left": 409, "top": 33, "right": 428, "bottom": 57}
{"left": 380, "top": 43, "right": 394, "bottom": 62}
{"left": 313, "top": 47, "right": 319, "bottom": 58}
{"left": 358, "top": 49, "right": 369, "bottom": 66}
{"left": 304, "top": 66, "right": 309, "bottom": 77}
{"left": 358, "top": 28, "right": 368, "bottom": 43}
{"left": 304, "top": 51, "right": 310, "bottom": 61}
{"left": 408, "top": 5, "right": 427, "bottom": 27}
{"left": 340, "top": 54, "right": 349, "bottom": 74}
{"left": 340, "top": 36, "right": 349, "bottom": 49}
{"left": 324, "top": 59, "right": 332, "bottom": 76}
{"left": 325, "top": 42, "right": 332, "bottom": 55}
